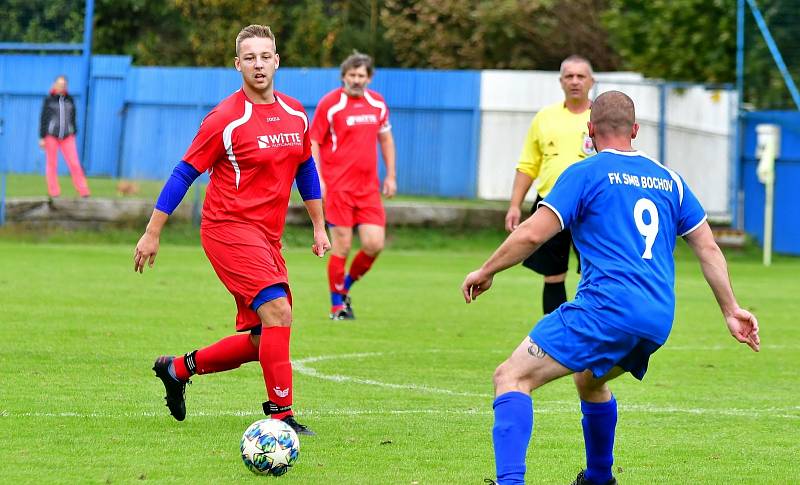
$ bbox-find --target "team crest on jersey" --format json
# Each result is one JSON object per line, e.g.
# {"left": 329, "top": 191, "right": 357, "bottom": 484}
{"left": 257, "top": 132, "right": 302, "bottom": 149}
{"left": 582, "top": 133, "right": 595, "bottom": 155}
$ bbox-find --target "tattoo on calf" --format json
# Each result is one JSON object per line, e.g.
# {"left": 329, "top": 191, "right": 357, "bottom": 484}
{"left": 527, "top": 338, "right": 546, "bottom": 359}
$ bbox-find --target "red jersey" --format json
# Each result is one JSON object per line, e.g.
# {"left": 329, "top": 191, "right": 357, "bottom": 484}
{"left": 183, "top": 89, "right": 311, "bottom": 241}
{"left": 309, "top": 87, "right": 391, "bottom": 194}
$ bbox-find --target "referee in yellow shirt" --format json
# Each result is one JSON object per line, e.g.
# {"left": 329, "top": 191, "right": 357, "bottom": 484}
{"left": 504, "top": 55, "right": 596, "bottom": 315}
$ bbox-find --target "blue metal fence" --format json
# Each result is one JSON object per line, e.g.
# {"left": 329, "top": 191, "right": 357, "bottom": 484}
{"left": 85, "top": 55, "right": 130, "bottom": 175}
{"left": 0, "top": 54, "right": 481, "bottom": 198}
{"left": 0, "top": 54, "right": 88, "bottom": 175}
{"left": 741, "top": 111, "right": 800, "bottom": 255}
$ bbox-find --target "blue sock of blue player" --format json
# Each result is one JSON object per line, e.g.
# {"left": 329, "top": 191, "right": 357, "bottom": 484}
{"left": 492, "top": 391, "right": 533, "bottom": 484}
{"left": 331, "top": 292, "right": 344, "bottom": 307}
{"left": 580, "top": 396, "right": 617, "bottom": 484}
{"left": 344, "top": 274, "right": 354, "bottom": 292}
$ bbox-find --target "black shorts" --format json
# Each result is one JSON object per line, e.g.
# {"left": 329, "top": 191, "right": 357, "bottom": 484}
{"left": 521, "top": 196, "right": 580, "bottom": 276}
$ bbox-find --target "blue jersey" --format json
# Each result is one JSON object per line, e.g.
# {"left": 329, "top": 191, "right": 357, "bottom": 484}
{"left": 541, "top": 149, "right": 706, "bottom": 344}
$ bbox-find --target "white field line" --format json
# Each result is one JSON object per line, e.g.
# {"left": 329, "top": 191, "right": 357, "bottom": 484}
{"left": 667, "top": 344, "right": 795, "bottom": 351}
{"left": 293, "top": 352, "right": 488, "bottom": 398}
{"left": 1, "top": 406, "right": 798, "bottom": 420}
{"left": 3, "top": 350, "right": 796, "bottom": 420}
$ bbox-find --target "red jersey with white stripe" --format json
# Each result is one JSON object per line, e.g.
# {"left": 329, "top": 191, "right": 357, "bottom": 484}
{"left": 309, "top": 87, "right": 391, "bottom": 194}
{"left": 183, "top": 89, "right": 311, "bottom": 241}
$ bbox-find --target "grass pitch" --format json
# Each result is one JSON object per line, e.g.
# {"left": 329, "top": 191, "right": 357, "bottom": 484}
{"left": 2, "top": 173, "right": 507, "bottom": 208}
{"left": 0, "top": 235, "right": 797, "bottom": 484}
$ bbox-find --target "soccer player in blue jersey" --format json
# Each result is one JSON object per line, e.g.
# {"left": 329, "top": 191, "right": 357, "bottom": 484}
{"left": 461, "top": 91, "right": 760, "bottom": 485}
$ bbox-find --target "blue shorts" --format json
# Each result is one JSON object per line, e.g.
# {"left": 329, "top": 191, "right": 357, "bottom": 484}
{"left": 530, "top": 310, "right": 661, "bottom": 380}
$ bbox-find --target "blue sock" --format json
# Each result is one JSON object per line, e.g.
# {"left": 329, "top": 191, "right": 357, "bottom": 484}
{"left": 344, "top": 274, "right": 355, "bottom": 291}
{"left": 492, "top": 391, "right": 533, "bottom": 485}
{"left": 581, "top": 396, "right": 617, "bottom": 484}
{"left": 331, "top": 292, "right": 344, "bottom": 307}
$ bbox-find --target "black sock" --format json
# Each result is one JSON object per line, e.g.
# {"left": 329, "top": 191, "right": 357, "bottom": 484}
{"left": 183, "top": 350, "right": 198, "bottom": 376}
{"left": 542, "top": 281, "right": 567, "bottom": 314}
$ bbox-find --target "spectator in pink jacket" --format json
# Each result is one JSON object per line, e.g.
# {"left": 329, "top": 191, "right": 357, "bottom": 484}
{"left": 39, "top": 75, "right": 91, "bottom": 198}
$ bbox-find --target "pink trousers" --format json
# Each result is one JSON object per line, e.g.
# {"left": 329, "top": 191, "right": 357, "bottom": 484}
{"left": 44, "top": 135, "right": 90, "bottom": 197}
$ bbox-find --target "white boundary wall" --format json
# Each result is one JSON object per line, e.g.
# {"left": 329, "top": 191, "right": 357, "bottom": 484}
{"left": 478, "top": 70, "right": 735, "bottom": 220}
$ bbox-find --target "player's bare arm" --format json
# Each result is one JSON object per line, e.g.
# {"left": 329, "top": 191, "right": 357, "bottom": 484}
{"left": 684, "top": 222, "right": 760, "bottom": 352}
{"left": 378, "top": 130, "right": 396, "bottom": 198}
{"left": 310, "top": 140, "right": 326, "bottom": 197}
{"left": 302, "top": 198, "right": 331, "bottom": 257}
{"left": 134, "top": 209, "right": 169, "bottom": 273}
{"left": 505, "top": 171, "right": 534, "bottom": 232}
{"left": 462, "top": 206, "right": 561, "bottom": 303}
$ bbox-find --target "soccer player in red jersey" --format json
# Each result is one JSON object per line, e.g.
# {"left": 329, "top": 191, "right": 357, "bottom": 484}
{"left": 309, "top": 52, "right": 397, "bottom": 320}
{"left": 134, "top": 25, "right": 330, "bottom": 435}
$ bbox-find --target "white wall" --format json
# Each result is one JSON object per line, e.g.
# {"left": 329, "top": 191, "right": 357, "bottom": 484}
{"left": 478, "top": 71, "right": 735, "bottom": 220}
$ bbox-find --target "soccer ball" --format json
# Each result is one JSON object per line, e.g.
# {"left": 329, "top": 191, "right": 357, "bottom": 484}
{"left": 240, "top": 418, "right": 300, "bottom": 476}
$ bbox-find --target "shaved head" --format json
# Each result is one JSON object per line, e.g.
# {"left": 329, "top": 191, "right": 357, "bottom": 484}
{"left": 590, "top": 91, "right": 636, "bottom": 137}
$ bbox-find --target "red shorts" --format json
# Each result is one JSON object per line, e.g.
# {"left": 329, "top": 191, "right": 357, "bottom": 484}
{"left": 201, "top": 222, "right": 292, "bottom": 332}
{"left": 324, "top": 190, "right": 386, "bottom": 227}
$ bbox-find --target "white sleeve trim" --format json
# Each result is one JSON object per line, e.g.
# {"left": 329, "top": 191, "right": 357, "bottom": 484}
{"left": 223, "top": 100, "right": 253, "bottom": 189}
{"left": 679, "top": 214, "right": 707, "bottom": 237}
{"left": 363, "top": 90, "right": 387, "bottom": 121}
{"left": 326, "top": 92, "right": 348, "bottom": 151}
{"left": 538, "top": 200, "right": 565, "bottom": 230}
{"left": 276, "top": 95, "right": 308, "bottom": 133}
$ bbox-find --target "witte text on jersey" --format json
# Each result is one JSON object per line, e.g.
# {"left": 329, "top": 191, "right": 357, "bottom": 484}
{"left": 345, "top": 113, "right": 378, "bottom": 126}
{"left": 257, "top": 132, "right": 303, "bottom": 149}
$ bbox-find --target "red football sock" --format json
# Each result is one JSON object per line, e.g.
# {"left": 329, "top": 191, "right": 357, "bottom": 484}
{"left": 348, "top": 250, "right": 377, "bottom": 284}
{"left": 172, "top": 354, "right": 192, "bottom": 381}
{"left": 191, "top": 333, "right": 259, "bottom": 376}
{"left": 260, "top": 326, "right": 293, "bottom": 419}
{"left": 328, "top": 254, "right": 347, "bottom": 294}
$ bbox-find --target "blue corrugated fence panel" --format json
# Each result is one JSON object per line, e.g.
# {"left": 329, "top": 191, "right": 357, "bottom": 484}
{"left": 125, "top": 67, "right": 241, "bottom": 106}
{"left": 742, "top": 111, "right": 800, "bottom": 255}
{"left": 276, "top": 68, "right": 340, "bottom": 108}
{"left": 370, "top": 69, "right": 480, "bottom": 197}
{"left": 92, "top": 55, "right": 132, "bottom": 77}
{"left": 371, "top": 69, "right": 480, "bottom": 110}
{"left": 85, "top": 56, "right": 132, "bottom": 175}
{"left": 3, "top": 94, "right": 48, "bottom": 173}
{"left": 120, "top": 104, "right": 211, "bottom": 180}
{"left": 0, "top": 54, "right": 87, "bottom": 94}
{"left": 0, "top": 54, "right": 106, "bottom": 177}
{"left": 2, "top": 56, "right": 482, "bottom": 197}
{"left": 119, "top": 67, "right": 481, "bottom": 196}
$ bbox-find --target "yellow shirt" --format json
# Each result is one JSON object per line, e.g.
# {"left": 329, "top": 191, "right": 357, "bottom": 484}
{"left": 516, "top": 102, "right": 594, "bottom": 197}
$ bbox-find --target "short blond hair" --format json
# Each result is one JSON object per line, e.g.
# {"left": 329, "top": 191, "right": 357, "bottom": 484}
{"left": 235, "top": 24, "right": 276, "bottom": 56}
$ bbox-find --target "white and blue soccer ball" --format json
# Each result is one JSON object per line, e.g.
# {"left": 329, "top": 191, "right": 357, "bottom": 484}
{"left": 240, "top": 418, "right": 300, "bottom": 476}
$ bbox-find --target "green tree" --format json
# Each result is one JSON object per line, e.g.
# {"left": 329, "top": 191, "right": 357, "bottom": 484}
{"left": 171, "top": 0, "right": 285, "bottom": 66}
{"left": 281, "top": 0, "right": 340, "bottom": 67}
{"left": 382, "top": 0, "right": 620, "bottom": 70}
{"left": 97, "top": 0, "right": 396, "bottom": 68}
{"left": 93, "top": 0, "right": 189, "bottom": 65}
{"left": 1, "top": 0, "right": 84, "bottom": 44}
{"left": 280, "top": 0, "right": 395, "bottom": 68}
{"left": 603, "top": 0, "right": 736, "bottom": 83}
{"left": 603, "top": 0, "right": 800, "bottom": 109}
